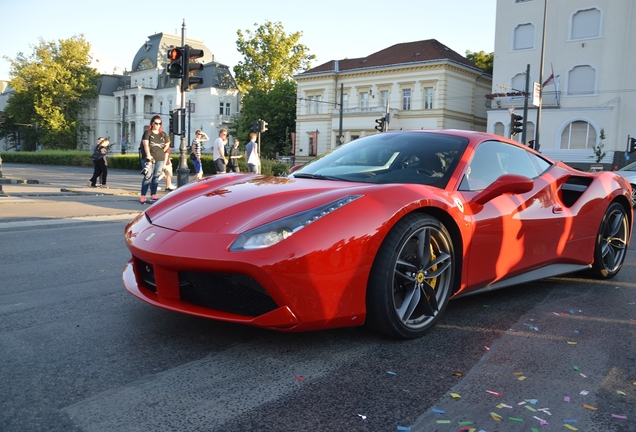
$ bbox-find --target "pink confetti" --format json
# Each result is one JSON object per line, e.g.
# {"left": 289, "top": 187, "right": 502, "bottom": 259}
{"left": 564, "top": 396, "right": 570, "bottom": 402}
{"left": 294, "top": 376, "right": 305, "bottom": 381}
{"left": 485, "top": 346, "right": 490, "bottom": 350}
{"left": 611, "top": 414, "right": 627, "bottom": 419}
{"left": 486, "top": 390, "right": 504, "bottom": 396}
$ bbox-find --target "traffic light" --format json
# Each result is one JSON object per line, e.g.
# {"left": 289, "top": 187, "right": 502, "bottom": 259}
{"left": 374, "top": 117, "right": 386, "bottom": 132}
{"left": 260, "top": 120, "right": 268, "bottom": 133}
{"left": 169, "top": 109, "right": 180, "bottom": 135}
{"left": 182, "top": 45, "right": 204, "bottom": 92}
{"left": 250, "top": 120, "right": 259, "bottom": 133}
{"left": 630, "top": 137, "right": 636, "bottom": 153}
{"left": 510, "top": 113, "right": 523, "bottom": 137}
{"left": 167, "top": 47, "right": 184, "bottom": 79}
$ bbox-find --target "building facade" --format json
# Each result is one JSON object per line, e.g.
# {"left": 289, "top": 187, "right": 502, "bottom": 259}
{"left": 1, "top": 32, "right": 240, "bottom": 153}
{"left": 488, "top": 0, "right": 636, "bottom": 167}
{"left": 294, "top": 39, "right": 492, "bottom": 160}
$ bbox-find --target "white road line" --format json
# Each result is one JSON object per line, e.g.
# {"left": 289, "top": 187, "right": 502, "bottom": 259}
{"left": 0, "top": 213, "right": 141, "bottom": 229}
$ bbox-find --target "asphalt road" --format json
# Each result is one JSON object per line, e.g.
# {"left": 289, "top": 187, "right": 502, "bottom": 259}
{"left": 0, "top": 163, "right": 635, "bottom": 431}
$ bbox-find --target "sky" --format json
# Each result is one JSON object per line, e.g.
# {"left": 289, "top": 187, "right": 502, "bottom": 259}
{"left": 0, "top": 0, "right": 496, "bottom": 81}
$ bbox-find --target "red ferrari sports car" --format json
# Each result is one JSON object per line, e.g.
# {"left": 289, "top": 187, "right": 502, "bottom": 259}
{"left": 123, "top": 130, "right": 633, "bottom": 339}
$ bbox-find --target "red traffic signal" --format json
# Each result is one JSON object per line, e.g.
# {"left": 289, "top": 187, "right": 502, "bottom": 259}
{"left": 167, "top": 47, "right": 184, "bottom": 78}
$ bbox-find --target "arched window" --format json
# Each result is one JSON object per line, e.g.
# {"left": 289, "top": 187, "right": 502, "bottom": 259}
{"left": 571, "top": 8, "right": 602, "bottom": 40}
{"left": 567, "top": 65, "right": 596, "bottom": 95}
{"left": 493, "top": 122, "right": 505, "bottom": 137}
{"left": 135, "top": 58, "right": 153, "bottom": 71}
{"left": 513, "top": 23, "right": 535, "bottom": 50}
{"left": 560, "top": 121, "right": 597, "bottom": 149}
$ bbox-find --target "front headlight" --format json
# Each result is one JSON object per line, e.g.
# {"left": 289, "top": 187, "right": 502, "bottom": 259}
{"left": 230, "top": 195, "right": 362, "bottom": 251}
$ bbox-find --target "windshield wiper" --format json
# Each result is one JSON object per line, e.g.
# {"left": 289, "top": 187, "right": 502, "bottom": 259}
{"left": 292, "top": 173, "right": 347, "bottom": 181}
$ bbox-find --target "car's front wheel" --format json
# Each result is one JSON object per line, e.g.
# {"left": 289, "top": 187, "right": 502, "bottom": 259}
{"left": 630, "top": 184, "right": 636, "bottom": 207}
{"left": 590, "top": 202, "right": 630, "bottom": 279}
{"left": 366, "top": 213, "right": 455, "bottom": 339}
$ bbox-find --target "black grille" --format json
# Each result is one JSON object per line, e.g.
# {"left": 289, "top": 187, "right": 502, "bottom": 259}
{"left": 137, "top": 259, "right": 157, "bottom": 293}
{"left": 179, "top": 272, "right": 279, "bottom": 317}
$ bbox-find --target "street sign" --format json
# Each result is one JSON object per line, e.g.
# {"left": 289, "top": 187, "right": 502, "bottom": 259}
{"left": 532, "top": 82, "right": 541, "bottom": 107}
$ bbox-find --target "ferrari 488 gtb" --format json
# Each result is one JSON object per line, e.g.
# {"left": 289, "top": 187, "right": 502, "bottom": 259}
{"left": 123, "top": 130, "right": 632, "bottom": 338}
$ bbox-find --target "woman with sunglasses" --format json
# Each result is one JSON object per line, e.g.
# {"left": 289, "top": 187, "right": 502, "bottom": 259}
{"left": 139, "top": 115, "right": 170, "bottom": 204}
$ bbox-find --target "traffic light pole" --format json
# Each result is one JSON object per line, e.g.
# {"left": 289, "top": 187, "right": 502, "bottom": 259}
{"left": 176, "top": 21, "right": 189, "bottom": 187}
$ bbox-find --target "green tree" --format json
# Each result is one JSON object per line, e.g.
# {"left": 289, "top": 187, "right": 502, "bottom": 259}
{"left": 1, "top": 35, "right": 100, "bottom": 150}
{"left": 465, "top": 50, "right": 494, "bottom": 75}
{"left": 233, "top": 21, "right": 316, "bottom": 93}
{"left": 229, "top": 80, "right": 297, "bottom": 158}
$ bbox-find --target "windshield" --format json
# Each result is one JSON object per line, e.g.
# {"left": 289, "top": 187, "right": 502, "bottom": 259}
{"left": 291, "top": 131, "right": 469, "bottom": 188}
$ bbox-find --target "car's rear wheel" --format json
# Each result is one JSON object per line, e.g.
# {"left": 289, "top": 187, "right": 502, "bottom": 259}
{"left": 590, "top": 202, "right": 630, "bottom": 279}
{"left": 630, "top": 184, "right": 636, "bottom": 207}
{"left": 366, "top": 213, "right": 455, "bottom": 339}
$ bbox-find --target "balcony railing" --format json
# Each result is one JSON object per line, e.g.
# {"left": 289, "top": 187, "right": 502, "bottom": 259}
{"left": 486, "top": 91, "right": 561, "bottom": 109}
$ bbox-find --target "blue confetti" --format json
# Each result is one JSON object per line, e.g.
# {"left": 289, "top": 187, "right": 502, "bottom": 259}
{"left": 431, "top": 408, "right": 446, "bottom": 414}
{"left": 397, "top": 427, "right": 411, "bottom": 431}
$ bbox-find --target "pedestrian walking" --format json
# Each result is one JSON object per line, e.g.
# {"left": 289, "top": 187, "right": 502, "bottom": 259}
{"left": 139, "top": 115, "right": 170, "bottom": 204}
{"left": 227, "top": 138, "right": 243, "bottom": 172}
{"left": 88, "top": 138, "right": 110, "bottom": 188}
{"left": 245, "top": 132, "right": 260, "bottom": 173}
{"left": 190, "top": 130, "right": 208, "bottom": 180}
{"left": 213, "top": 129, "right": 229, "bottom": 174}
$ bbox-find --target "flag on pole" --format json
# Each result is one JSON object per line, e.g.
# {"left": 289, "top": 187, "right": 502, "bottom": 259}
{"left": 542, "top": 64, "right": 555, "bottom": 87}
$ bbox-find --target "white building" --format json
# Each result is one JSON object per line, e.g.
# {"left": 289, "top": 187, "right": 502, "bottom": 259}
{"left": 488, "top": 0, "right": 636, "bottom": 168}
{"left": 293, "top": 39, "right": 492, "bottom": 159}
{"left": 1, "top": 32, "right": 240, "bottom": 153}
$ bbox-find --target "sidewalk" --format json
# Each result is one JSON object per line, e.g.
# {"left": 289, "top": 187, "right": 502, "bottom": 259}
{"left": 0, "top": 163, "right": 179, "bottom": 223}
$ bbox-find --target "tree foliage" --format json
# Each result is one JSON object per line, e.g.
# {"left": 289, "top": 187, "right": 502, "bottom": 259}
{"left": 229, "top": 80, "right": 297, "bottom": 158}
{"left": 233, "top": 21, "right": 315, "bottom": 94}
{"left": 465, "top": 50, "right": 494, "bottom": 75}
{"left": 1, "top": 35, "right": 100, "bottom": 150}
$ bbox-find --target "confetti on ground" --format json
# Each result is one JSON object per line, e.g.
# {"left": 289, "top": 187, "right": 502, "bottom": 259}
{"left": 568, "top": 341, "right": 578, "bottom": 345}
{"left": 508, "top": 417, "right": 524, "bottom": 422}
{"left": 490, "top": 412, "right": 502, "bottom": 421}
{"left": 436, "top": 420, "right": 451, "bottom": 424}
{"left": 484, "top": 346, "right": 490, "bottom": 350}
{"left": 533, "top": 415, "right": 547, "bottom": 423}
{"left": 518, "top": 376, "right": 527, "bottom": 381}
{"left": 580, "top": 391, "right": 589, "bottom": 396}
{"left": 574, "top": 329, "right": 579, "bottom": 334}
{"left": 486, "top": 390, "right": 504, "bottom": 396}
{"left": 358, "top": 414, "right": 367, "bottom": 420}
{"left": 525, "top": 405, "right": 537, "bottom": 412}
{"left": 528, "top": 399, "right": 538, "bottom": 404}
{"left": 497, "top": 403, "right": 512, "bottom": 409}
{"left": 531, "top": 428, "right": 540, "bottom": 432}
{"left": 564, "top": 396, "right": 570, "bottom": 402}
{"left": 453, "top": 373, "right": 463, "bottom": 377}
{"left": 294, "top": 376, "right": 305, "bottom": 381}
{"left": 451, "top": 393, "right": 462, "bottom": 399}
{"left": 563, "top": 424, "right": 578, "bottom": 431}
{"left": 431, "top": 408, "right": 446, "bottom": 414}
{"left": 611, "top": 414, "right": 627, "bottom": 419}
{"left": 538, "top": 408, "right": 552, "bottom": 415}
{"left": 518, "top": 401, "right": 526, "bottom": 406}
{"left": 579, "top": 373, "right": 587, "bottom": 378}
{"left": 617, "top": 390, "right": 626, "bottom": 396}
{"left": 396, "top": 426, "right": 410, "bottom": 431}
{"left": 573, "top": 366, "right": 579, "bottom": 371}
{"left": 564, "top": 419, "right": 578, "bottom": 423}
{"left": 457, "top": 420, "right": 473, "bottom": 426}
{"left": 387, "top": 371, "right": 397, "bottom": 376}
{"left": 583, "top": 404, "right": 598, "bottom": 410}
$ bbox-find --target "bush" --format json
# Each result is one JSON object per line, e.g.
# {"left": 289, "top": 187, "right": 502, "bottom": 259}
{"left": 0, "top": 150, "right": 292, "bottom": 176}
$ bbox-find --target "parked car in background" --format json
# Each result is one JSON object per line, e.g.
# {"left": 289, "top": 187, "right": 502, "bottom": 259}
{"left": 617, "top": 160, "right": 636, "bottom": 207}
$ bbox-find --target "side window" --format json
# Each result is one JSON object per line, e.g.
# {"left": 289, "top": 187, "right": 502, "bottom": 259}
{"left": 459, "top": 141, "right": 544, "bottom": 192}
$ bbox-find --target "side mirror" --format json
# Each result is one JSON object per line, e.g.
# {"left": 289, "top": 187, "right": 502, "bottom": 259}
{"left": 472, "top": 174, "right": 534, "bottom": 205}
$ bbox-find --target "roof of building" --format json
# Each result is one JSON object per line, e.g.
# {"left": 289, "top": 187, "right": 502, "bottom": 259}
{"left": 300, "top": 39, "right": 481, "bottom": 76}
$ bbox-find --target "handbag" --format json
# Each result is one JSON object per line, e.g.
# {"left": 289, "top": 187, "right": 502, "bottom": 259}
{"left": 91, "top": 149, "right": 104, "bottom": 160}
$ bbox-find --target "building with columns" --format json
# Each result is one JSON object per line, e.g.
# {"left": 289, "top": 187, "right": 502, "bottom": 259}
{"left": 1, "top": 32, "right": 240, "bottom": 153}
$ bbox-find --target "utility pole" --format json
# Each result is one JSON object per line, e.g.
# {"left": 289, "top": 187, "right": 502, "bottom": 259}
{"left": 338, "top": 83, "right": 344, "bottom": 145}
{"left": 535, "top": 0, "right": 549, "bottom": 151}
{"left": 176, "top": 20, "right": 189, "bottom": 187}
{"left": 522, "top": 64, "right": 530, "bottom": 145}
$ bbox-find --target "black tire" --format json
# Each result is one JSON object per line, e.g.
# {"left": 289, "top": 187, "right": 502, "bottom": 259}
{"left": 366, "top": 213, "right": 455, "bottom": 339}
{"left": 590, "top": 202, "right": 630, "bottom": 279}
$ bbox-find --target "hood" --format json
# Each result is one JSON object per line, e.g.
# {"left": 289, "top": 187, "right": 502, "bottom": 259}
{"left": 144, "top": 174, "right": 374, "bottom": 234}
